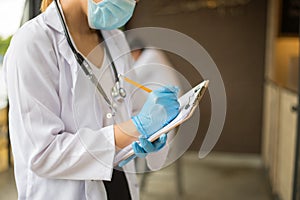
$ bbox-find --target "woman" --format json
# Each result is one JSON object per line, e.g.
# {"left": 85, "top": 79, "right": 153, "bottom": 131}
{"left": 3, "top": 0, "right": 179, "bottom": 199}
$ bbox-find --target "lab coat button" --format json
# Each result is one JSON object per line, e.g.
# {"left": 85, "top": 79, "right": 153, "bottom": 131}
{"left": 106, "top": 113, "right": 112, "bottom": 119}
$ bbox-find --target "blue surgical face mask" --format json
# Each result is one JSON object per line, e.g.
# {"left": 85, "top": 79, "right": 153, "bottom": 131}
{"left": 88, "top": 0, "right": 136, "bottom": 30}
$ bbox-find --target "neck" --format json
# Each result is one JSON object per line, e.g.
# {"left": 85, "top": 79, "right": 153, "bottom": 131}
{"left": 58, "top": 0, "right": 104, "bottom": 61}
{"left": 60, "top": 0, "right": 95, "bottom": 35}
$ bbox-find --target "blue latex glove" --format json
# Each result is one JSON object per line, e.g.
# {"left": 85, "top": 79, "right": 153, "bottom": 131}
{"left": 118, "top": 134, "right": 168, "bottom": 167}
{"left": 132, "top": 86, "right": 180, "bottom": 138}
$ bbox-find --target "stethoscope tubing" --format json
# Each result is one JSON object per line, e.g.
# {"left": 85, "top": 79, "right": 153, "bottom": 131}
{"left": 54, "top": 0, "right": 125, "bottom": 113}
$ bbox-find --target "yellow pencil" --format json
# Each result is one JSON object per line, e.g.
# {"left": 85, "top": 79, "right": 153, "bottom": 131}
{"left": 120, "top": 75, "right": 152, "bottom": 93}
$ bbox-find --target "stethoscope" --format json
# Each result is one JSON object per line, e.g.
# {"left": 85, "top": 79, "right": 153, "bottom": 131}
{"left": 54, "top": 0, "right": 126, "bottom": 115}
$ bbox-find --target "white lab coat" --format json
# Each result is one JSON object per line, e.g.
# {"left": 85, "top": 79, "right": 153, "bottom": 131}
{"left": 2, "top": 2, "right": 166, "bottom": 200}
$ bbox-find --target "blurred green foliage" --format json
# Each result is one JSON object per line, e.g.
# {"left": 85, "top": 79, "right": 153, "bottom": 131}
{"left": 0, "top": 36, "right": 12, "bottom": 56}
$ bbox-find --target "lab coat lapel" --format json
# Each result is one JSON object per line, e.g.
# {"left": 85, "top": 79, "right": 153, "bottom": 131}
{"left": 43, "top": 2, "right": 64, "bottom": 34}
{"left": 45, "top": 3, "right": 97, "bottom": 128}
{"left": 44, "top": 1, "right": 79, "bottom": 91}
{"left": 58, "top": 39, "right": 79, "bottom": 93}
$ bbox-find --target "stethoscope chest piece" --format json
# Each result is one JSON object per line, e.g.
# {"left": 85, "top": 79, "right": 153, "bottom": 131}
{"left": 111, "top": 81, "right": 126, "bottom": 100}
{"left": 119, "top": 87, "right": 126, "bottom": 98}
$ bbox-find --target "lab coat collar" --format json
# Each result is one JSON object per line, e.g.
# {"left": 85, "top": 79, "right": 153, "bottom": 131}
{"left": 43, "top": 1, "right": 64, "bottom": 35}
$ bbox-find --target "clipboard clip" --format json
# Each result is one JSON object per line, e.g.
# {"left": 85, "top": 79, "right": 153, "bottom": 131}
{"left": 184, "top": 80, "right": 209, "bottom": 110}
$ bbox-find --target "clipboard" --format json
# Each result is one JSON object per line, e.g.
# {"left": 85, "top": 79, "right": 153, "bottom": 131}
{"left": 114, "top": 80, "right": 209, "bottom": 166}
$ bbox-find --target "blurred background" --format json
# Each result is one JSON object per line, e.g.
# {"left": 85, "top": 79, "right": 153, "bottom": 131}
{"left": 0, "top": 0, "right": 299, "bottom": 199}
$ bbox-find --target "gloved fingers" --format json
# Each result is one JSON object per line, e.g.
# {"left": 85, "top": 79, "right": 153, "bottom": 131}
{"left": 154, "top": 86, "right": 179, "bottom": 94}
{"left": 118, "top": 154, "right": 136, "bottom": 167}
{"left": 139, "top": 134, "right": 168, "bottom": 153}
{"left": 132, "top": 141, "right": 147, "bottom": 158}
{"left": 139, "top": 137, "right": 156, "bottom": 152}
{"left": 155, "top": 93, "right": 179, "bottom": 105}
{"left": 152, "top": 134, "right": 167, "bottom": 151}
{"left": 132, "top": 85, "right": 180, "bottom": 138}
{"left": 166, "top": 85, "right": 180, "bottom": 94}
{"left": 153, "top": 87, "right": 179, "bottom": 101}
{"left": 152, "top": 87, "right": 180, "bottom": 112}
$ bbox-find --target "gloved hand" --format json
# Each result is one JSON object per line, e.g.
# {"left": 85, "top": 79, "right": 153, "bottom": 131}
{"left": 132, "top": 86, "right": 180, "bottom": 138}
{"left": 118, "top": 134, "right": 168, "bottom": 167}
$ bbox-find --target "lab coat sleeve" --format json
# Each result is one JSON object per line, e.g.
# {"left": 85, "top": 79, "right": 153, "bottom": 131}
{"left": 4, "top": 25, "right": 115, "bottom": 180}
